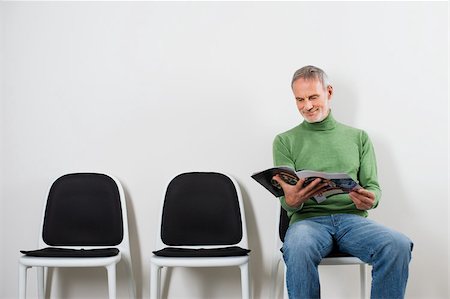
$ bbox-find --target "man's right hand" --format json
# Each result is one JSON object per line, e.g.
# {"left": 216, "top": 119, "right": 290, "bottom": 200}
{"left": 272, "top": 175, "right": 329, "bottom": 208}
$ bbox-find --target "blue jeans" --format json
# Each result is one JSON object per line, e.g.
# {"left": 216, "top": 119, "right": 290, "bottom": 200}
{"left": 282, "top": 214, "right": 413, "bottom": 299}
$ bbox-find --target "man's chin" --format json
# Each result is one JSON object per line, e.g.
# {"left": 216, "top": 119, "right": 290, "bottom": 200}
{"left": 302, "top": 110, "right": 330, "bottom": 123}
{"left": 303, "top": 115, "right": 323, "bottom": 123}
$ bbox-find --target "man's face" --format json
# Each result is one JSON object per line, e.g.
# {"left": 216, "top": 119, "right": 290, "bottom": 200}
{"left": 292, "top": 78, "right": 333, "bottom": 123}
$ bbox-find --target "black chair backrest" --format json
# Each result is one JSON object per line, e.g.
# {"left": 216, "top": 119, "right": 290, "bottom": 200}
{"left": 42, "top": 173, "right": 123, "bottom": 246}
{"left": 161, "top": 172, "right": 243, "bottom": 246}
{"left": 279, "top": 207, "right": 290, "bottom": 243}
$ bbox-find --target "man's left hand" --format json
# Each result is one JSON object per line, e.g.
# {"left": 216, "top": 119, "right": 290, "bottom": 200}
{"left": 349, "top": 188, "right": 375, "bottom": 210}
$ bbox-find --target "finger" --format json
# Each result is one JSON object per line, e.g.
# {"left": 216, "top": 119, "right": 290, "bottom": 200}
{"left": 310, "top": 182, "right": 330, "bottom": 195}
{"left": 350, "top": 190, "right": 371, "bottom": 200}
{"left": 352, "top": 192, "right": 375, "bottom": 206}
{"left": 349, "top": 192, "right": 364, "bottom": 205}
{"left": 301, "top": 178, "right": 322, "bottom": 192}
{"left": 303, "top": 182, "right": 329, "bottom": 199}
{"left": 272, "top": 175, "right": 289, "bottom": 188}
{"left": 272, "top": 175, "right": 283, "bottom": 185}
{"left": 360, "top": 199, "right": 374, "bottom": 209}
{"left": 349, "top": 192, "right": 360, "bottom": 203}
{"left": 273, "top": 175, "right": 305, "bottom": 192}
{"left": 356, "top": 188, "right": 375, "bottom": 199}
{"left": 349, "top": 191, "right": 363, "bottom": 200}
{"left": 272, "top": 174, "right": 305, "bottom": 186}
{"left": 349, "top": 193, "right": 373, "bottom": 210}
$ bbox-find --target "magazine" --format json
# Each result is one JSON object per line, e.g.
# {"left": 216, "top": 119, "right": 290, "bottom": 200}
{"left": 251, "top": 166, "right": 361, "bottom": 203}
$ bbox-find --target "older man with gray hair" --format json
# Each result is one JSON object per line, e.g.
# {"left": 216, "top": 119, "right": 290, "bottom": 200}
{"left": 272, "top": 65, "right": 413, "bottom": 299}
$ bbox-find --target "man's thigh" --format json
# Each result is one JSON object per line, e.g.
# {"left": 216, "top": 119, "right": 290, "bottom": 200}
{"left": 283, "top": 217, "right": 334, "bottom": 259}
{"left": 335, "top": 214, "right": 412, "bottom": 263}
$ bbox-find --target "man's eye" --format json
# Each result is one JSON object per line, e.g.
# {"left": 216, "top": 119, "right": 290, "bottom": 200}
{"left": 310, "top": 96, "right": 318, "bottom": 100}
{"left": 297, "top": 98, "right": 304, "bottom": 102}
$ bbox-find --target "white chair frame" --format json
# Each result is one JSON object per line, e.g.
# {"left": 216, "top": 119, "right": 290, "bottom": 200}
{"left": 18, "top": 173, "right": 136, "bottom": 299}
{"left": 150, "top": 172, "right": 250, "bottom": 299}
{"left": 270, "top": 204, "right": 368, "bottom": 299}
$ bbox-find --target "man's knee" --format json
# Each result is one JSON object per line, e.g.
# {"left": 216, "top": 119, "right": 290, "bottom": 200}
{"left": 282, "top": 223, "right": 327, "bottom": 263}
{"left": 376, "top": 231, "right": 413, "bottom": 262}
{"left": 283, "top": 232, "right": 316, "bottom": 253}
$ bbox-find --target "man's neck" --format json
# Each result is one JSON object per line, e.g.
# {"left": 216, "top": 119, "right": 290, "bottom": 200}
{"left": 301, "top": 110, "right": 336, "bottom": 131}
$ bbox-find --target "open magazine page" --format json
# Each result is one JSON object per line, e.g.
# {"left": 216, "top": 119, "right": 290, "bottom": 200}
{"left": 251, "top": 166, "right": 361, "bottom": 203}
{"left": 298, "top": 170, "right": 361, "bottom": 203}
{"left": 250, "top": 166, "right": 298, "bottom": 197}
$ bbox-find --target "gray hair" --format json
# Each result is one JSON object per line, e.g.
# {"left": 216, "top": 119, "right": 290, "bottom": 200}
{"left": 291, "top": 65, "right": 331, "bottom": 89}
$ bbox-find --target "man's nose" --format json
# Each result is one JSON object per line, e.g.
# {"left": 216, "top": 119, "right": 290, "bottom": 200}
{"left": 304, "top": 100, "right": 313, "bottom": 110}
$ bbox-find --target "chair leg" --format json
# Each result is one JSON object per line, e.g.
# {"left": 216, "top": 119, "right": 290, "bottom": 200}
{"left": 270, "top": 258, "right": 282, "bottom": 299}
{"left": 122, "top": 256, "right": 136, "bottom": 299}
{"left": 239, "top": 263, "right": 250, "bottom": 299}
{"left": 360, "top": 264, "right": 366, "bottom": 299}
{"left": 283, "top": 264, "right": 288, "bottom": 299}
{"left": 106, "top": 264, "right": 117, "bottom": 299}
{"left": 150, "top": 263, "right": 161, "bottom": 299}
{"left": 37, "top": 267, "right": 45, "bottom": 299}
{"left": 18, "top": 264, "right": 29, "bottom": 299}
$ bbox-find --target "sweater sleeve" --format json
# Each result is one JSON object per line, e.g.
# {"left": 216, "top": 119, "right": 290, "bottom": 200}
{"left": 273, "top": 135, "right": 304, "bottom": 213}
{"left": 359, "top": 131, "right": 382, "bottom": 209}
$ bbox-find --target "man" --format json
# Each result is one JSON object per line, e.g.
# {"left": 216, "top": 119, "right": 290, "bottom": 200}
{"left": 272, "top": 65, "right": 413, "bottom": 299}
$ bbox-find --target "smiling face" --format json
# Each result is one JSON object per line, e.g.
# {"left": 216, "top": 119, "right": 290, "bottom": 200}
{"left": 292, "top": 78, "right": 333, "bottom": 123}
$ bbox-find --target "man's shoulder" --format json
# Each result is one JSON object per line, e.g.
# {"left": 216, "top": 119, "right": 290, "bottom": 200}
{"left": 274, "top": 120, "right": 371, "bottom": 143}
{"left": 336, "top": 121, "right": 368, "bottom": 137}
{"left": 274, "top": 124, "right": 303, "bottom": 140}
{"left": 275, "top": 121, "right": 367, "bottom": 135}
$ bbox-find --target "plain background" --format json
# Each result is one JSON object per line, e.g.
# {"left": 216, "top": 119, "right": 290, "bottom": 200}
{"left": 0, "top": 1, "right": 448, "bottom": 299}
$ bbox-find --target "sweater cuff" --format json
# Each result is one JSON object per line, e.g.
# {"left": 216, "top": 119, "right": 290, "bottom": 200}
{"left": 280, "top": 197, "right": 304, "bottom": 213}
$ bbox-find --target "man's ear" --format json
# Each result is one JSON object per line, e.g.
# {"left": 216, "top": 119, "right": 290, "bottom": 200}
{"left": 327, "top": 85, "right": 333, "bottom": 100}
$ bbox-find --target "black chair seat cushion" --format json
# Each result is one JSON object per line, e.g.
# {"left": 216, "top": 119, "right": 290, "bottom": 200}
{"left": 153, "top": 246, "right": 250, "bottom": 257}
{"left": 326, "top": 250, "right": 354, "bottom": 258}
{"left": 20, "top": 247, "right": 120, "bottom": 258}
{"left": 279, "top": 246, "right": 356, "bottom": 258}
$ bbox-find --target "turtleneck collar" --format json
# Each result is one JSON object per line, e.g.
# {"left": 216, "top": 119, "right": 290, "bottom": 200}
{"left": 301, "top": 110, "right": 337, "bottom": 131}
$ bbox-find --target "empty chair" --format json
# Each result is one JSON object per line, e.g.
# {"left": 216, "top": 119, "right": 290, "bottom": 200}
{"left": 150, "top": 172, "right": 251, "bottom": 299}
{"left": 18, "top": 173, "right": 136, "bottom": 299}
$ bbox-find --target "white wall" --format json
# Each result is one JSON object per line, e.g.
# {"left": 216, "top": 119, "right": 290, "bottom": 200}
{"left": 0, "top": 2, "right": 4, "bottom": 286}
{"left": 1, "top": 2, "right": 448, "bottom": 299}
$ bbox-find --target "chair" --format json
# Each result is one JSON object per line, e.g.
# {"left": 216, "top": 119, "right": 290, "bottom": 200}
{"left": 270, "top": 205, "right": 367, "bottom": 299}
{"left": 150, "top": 172, "right": 251, "bottom": 299}
{"left": 18, "top": 173, "right": 136, "bottom": 299}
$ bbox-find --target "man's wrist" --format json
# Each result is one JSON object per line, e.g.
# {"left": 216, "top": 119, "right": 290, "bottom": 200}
{"left": 281, "top": 197, "right": 304, "bottom": 212}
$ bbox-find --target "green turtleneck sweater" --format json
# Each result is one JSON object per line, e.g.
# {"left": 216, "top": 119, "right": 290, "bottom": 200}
{"left": 273, "top": 111, "right": 381, "bottom": 224}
